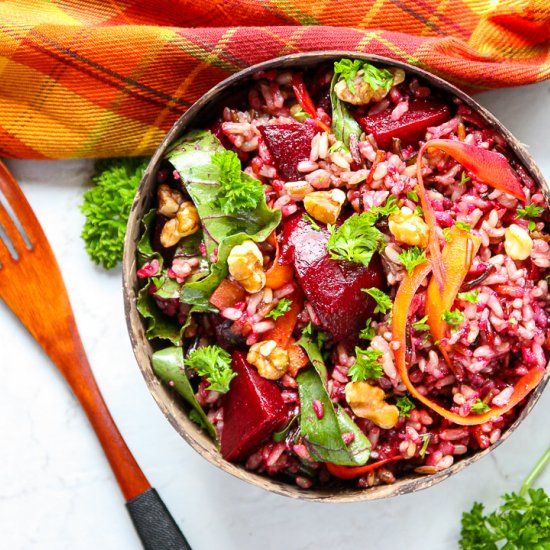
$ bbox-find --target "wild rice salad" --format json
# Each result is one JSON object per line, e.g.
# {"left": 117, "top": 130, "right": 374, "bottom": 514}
{"left": 137, "top": 59, "right": 549, "bottom": 489}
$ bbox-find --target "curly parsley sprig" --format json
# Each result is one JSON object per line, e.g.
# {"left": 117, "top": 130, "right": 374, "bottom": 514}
{"left": 80, "top": 157, "right": 147, "bottom": 269}
{"left": 186, "top": 345, "right": 237, "bottom": 394}
{"left": 459, "top": 446, "right": 550, "bottom": 548}
{"left": 212, "top": 150, "right": 264, "bottom": 214}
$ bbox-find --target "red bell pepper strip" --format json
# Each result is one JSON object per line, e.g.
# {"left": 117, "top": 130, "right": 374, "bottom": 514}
{"left": 288, "top": 343, "right": 309, "bottom": 377}
{"left": 393, "top": 263, "right": 546, "bottom": 426}
{"left": 326, "top": 456, "right": 404, "bottom": 479}
{"left": 291, "top": 73, "right": 331, "bottom": 133}
{"left": 265, "top": 231, "right": 294, "bottom": 290}
{"left": 426, "top": 226, "right": 481, "bottom": 367}
{"left": 264, "top": 290, "right": 303, "bottom": 349}
{"left": 422, "top": 139, "right": 526, "bottom": 201}
{"left": 209, "top": 278, "right": 246, "bottom": 310}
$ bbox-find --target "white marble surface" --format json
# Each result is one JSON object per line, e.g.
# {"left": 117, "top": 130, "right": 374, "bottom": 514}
{"left": 1, "top": 82, "right": 549, "bottom": 550}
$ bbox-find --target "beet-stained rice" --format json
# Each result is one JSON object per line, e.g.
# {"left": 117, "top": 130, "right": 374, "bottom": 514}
{"left": 137, "top": 60, "right": 549, "bottom": 490}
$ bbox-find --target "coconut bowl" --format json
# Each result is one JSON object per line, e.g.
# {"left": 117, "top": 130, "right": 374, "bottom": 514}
{"left": 122, "top": 52, "right": 550, "bottom": 502}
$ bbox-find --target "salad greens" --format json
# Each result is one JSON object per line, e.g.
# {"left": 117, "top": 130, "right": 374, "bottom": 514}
{"left": 186, "top": 345, "right": 237, "bottom": 394}
{"left": 211, "top": 149, "right": 265, "bottom": 214}
{"left": 334, "top": 58, "right": 394, "bottom": 95}
{"left": 296, "top": 329, "right": 371, "bottom": 466}
{"left": 265, "top": 298, "right": 293, "bottom": 320}
{"left": 362, "top": 288, "right": 392, "bottom": 315}
{"left": 348, "top": 347, "right": 384, "bottom": 382}
{"left": 165, "top": 130, "right": 281, "bottom": 310}
{"left": 329, "top": 70, "right": 362, "bottom": 148}
{"left": 398, "top": 246, "right": 428, "bottom": 276}
{"left": 151, "top": 346, "right": 217, "bottom": 441}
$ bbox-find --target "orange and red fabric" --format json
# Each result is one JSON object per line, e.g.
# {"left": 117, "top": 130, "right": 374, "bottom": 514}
{"left": 0, "top": 0, "right": 548, "bottom": 159}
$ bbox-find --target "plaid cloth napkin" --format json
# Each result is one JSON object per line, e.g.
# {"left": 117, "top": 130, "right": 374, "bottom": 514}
{"left": 0, "top": 0, "right": 548, "bottom": 159}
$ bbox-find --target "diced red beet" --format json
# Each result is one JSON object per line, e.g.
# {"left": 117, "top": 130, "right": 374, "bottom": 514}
{"left": 221, "top": 352, "right": 288, "bottom": 462}
{"left": 258, "top": 123, "right": 316, "bottom": 181}
{"left": 358, "top": 100, "right": 450, "bottom": 149}
{"left": 280, "top": 213, "right": 384, "bottom": 344}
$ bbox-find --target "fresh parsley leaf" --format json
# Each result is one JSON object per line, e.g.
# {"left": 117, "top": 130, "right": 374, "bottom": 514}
{"left": 443, "top": 227, "right": 452, "bottom": 242}
{"left": 359, "top": 318, "right": 376, "bottom": 341}
{"left": 460, "top": 488, "right": 550, "bottom": 549}
{"left": 362, "top": 288, "right": 392, "bottom": 314}
{"left": 396, "top": 396, "right": 415, "bottom": 417}
{"left": 419, "top": 434, "right": 431, "bottom": 459}
{"left": 334, "top": 58, "right": 394, "bottom": 94}
{"left": 186, "top": 345, "right": 237, "bottom": 393}
{"left": 517, "top": 203, "right": 544, "bottom": 220}
{"left": 303, "top": 213, "right": 321, "bottom": 231}
{"left": 349, "top": 347, "right": 384, "bottom": 381}
{"left": 415, "top": 205, "right": 424, "bottom": 217}
{"left": 211, "top": 150, "right": 264, "bottom": 214}
{"left": 81, "top": 157, "right": 147, "bottom": 269}
{"left": 370, "top": 195, "right": 400, "bottom": 218}
{"left": 528, "top": 220, "right": 536, "bottom": 231}
{"left": 471, "top": 399, "right": 491, "bottom": 415}
{"left": 458, "top": 290, "right": 479, "bottom": 303}
{"left": 327, "top": 213, "right": 385, "bottom": 266}
{"left": 266, "top": 298, "right": 293, "bottom": 320}
{"left": 441, "top": 309, "right": 465, "bottom": 327}
{"left": 412, "top": 315, "right": 430, "bottom": 332}
{"left": 459, "top": 172, "right": 471, "bottom": 186}
{"left": 398, "top": 246, "right": 428, "bottom": 276}
{"left": 407, "top": 190, "right": 419, "bottom": 202}
{"left": 455, "top": 221, "right": 471, "bottom": 232}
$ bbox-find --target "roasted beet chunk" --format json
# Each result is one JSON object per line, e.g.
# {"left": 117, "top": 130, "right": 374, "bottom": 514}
{"left": 358, "top": 100, "right": 450, "bottom": 149}
{"left": 281, "top": 213, "right": 384, "bottom": 344}
{"left": 258, "top": 123, "right": 316, "bottom": 181}
{"left": 221, "top": 352, "right": 288, "bottom": 462}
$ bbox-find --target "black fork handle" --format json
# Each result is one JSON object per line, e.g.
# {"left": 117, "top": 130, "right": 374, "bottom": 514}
{"left": 126, "top": 488, "right": 192, "bottom": 550}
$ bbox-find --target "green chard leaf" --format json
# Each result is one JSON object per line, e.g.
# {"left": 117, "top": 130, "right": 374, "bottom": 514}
{"left": 152, "top": 346, "right": 217, "bottom": 441}
{"left": 297, "top": 366, "right": 371, "bottom": 466}
{"left": 296, "top": 332, "right": 371, "bottom": 466}
{"left": 137, "top": 284, "right": 183, "bottom": 345}
{"left": 137, "top": 208, "right": 162, "bottom": 267}
{"left": 329, "top": 70, "right": 362, "bottom": 147}
{"left": 165, "top": 130, "right": 281, "bottom": 308}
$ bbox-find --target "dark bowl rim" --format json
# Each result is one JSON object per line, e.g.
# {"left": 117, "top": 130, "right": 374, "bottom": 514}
{"left": 122, "top": 51, "right": 550, "bottom": 502}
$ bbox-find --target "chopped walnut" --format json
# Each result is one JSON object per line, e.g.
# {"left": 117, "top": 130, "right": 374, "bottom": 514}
{"left": 227, "top": 240, "right": 266, "bottom": 294}
{"left": 247, "top": 340, "right": 289, "bottom": 380}
{"left": 345, "top": 381, "right": 399, "bottom": 429}
{"left": 157, "top": 184, "right": 183, "bottom": 218}
{"left": 388, "top": 206, "right": 429, "bottom": 248}
{"left": 303, "top": 188, "right": 346, "bottom": 225}
{"left": 159, "top": 200, "right": 200, "bottom": 248}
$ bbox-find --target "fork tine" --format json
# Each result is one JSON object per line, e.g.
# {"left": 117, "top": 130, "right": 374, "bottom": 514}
{"left": 0, "top": 162, "right": 36, "bottom": 256}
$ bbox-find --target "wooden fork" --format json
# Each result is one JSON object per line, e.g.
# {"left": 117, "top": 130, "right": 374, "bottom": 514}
{"left": 0, "top": 161, "right": 190, "bottom": 550}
